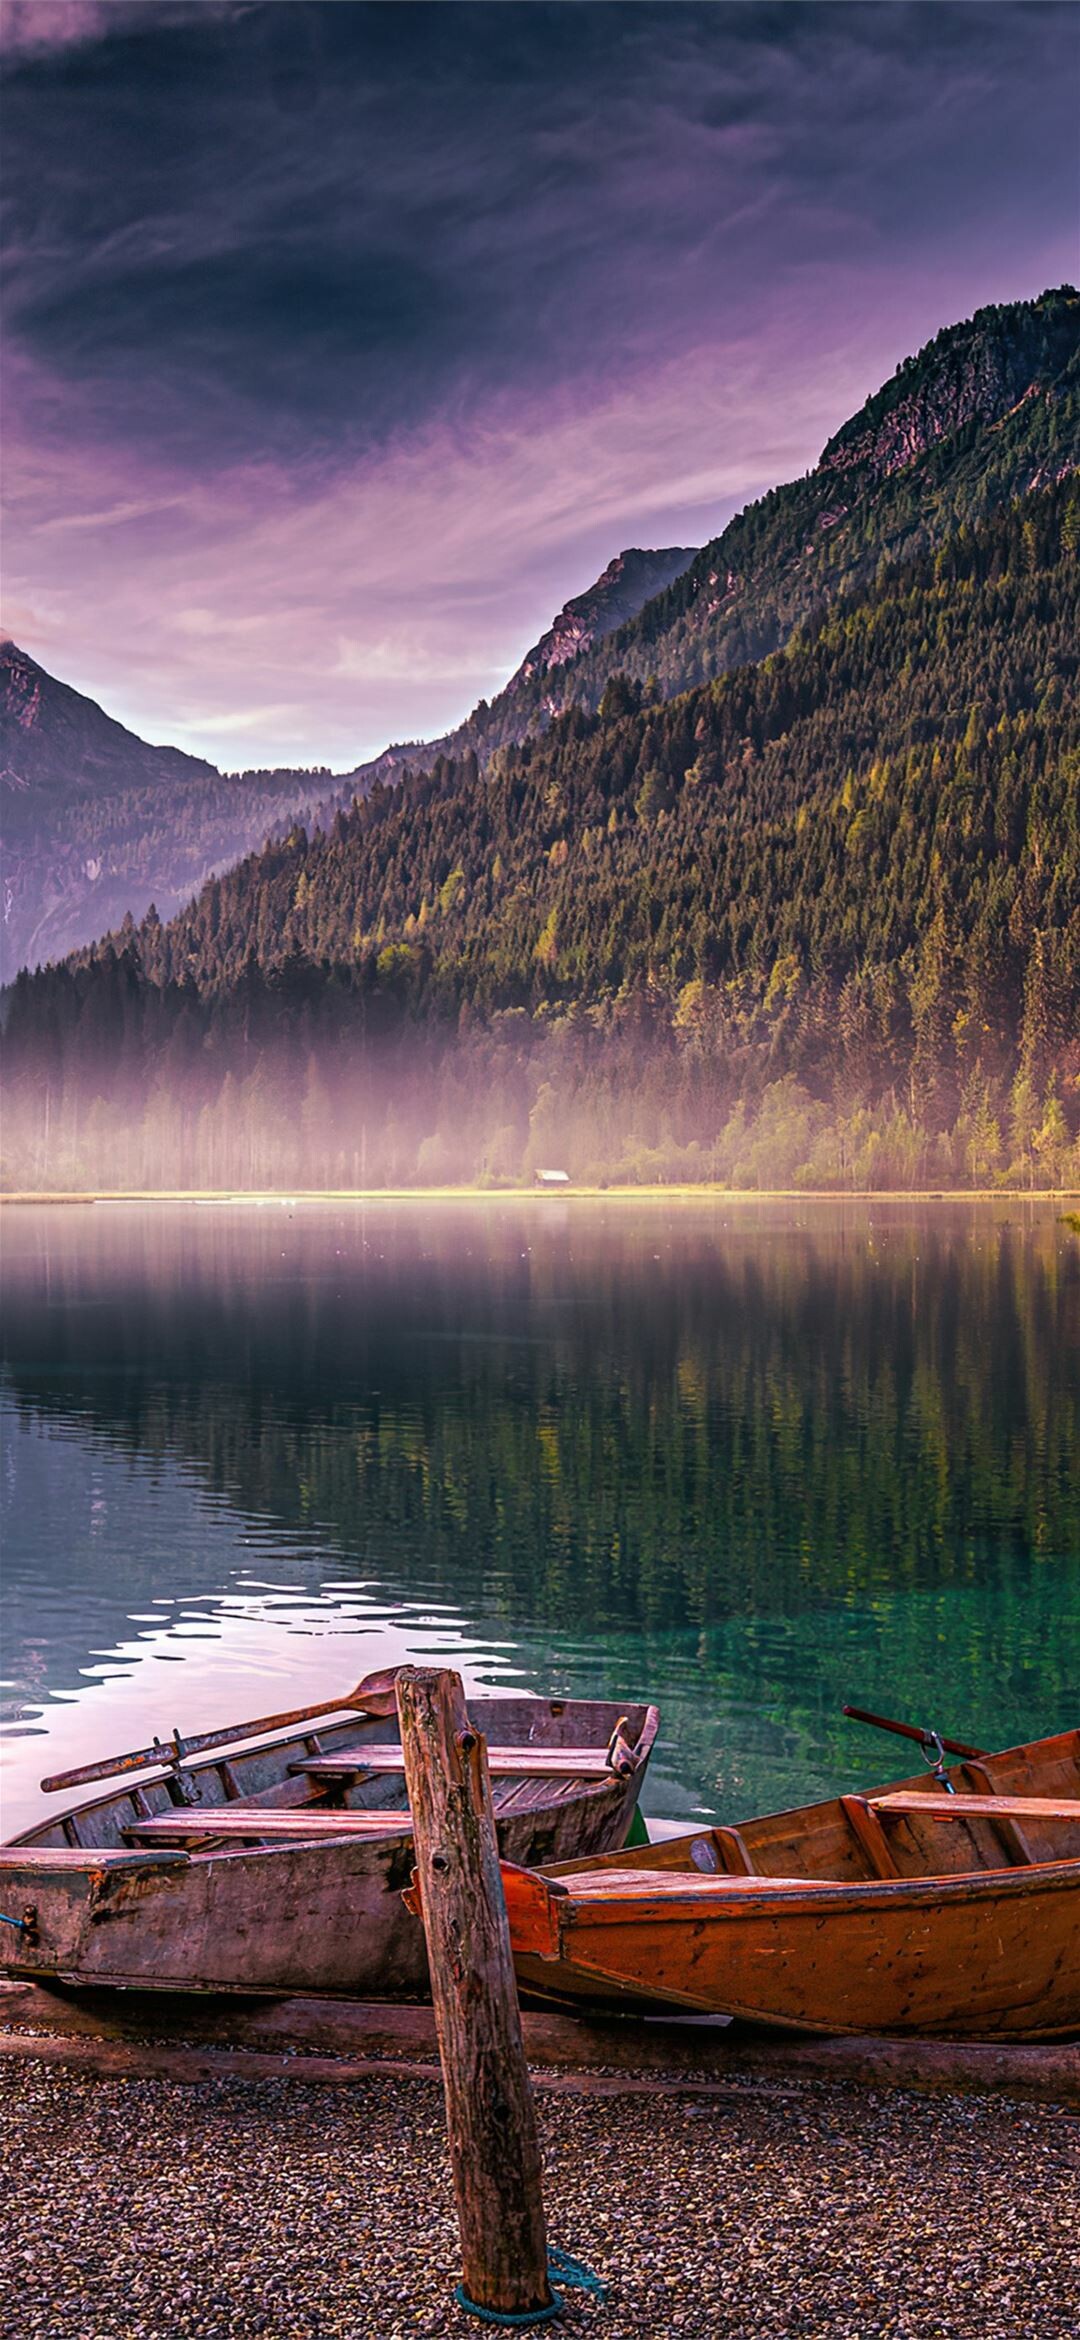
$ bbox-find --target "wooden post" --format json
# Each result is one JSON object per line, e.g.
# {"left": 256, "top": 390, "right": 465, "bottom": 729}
{"left": 396, "top": 1666, "right": 554, "bottom": 2320}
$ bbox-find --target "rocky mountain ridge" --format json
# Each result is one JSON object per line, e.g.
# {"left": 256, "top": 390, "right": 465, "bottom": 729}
{"left": 1, "top": 639, "right": 218, "bottom": 796}
{"left": 0, "top": 641, "right": 331, "bottom": 979}
{"left": 506, "top": 545, "right": 696, "bottom": 687}
{"left": 339, "top": 541, "right": 699, "bottom": 798}
{"left": 435, "top": 285, "right": 1080, "bottom": 758}
{"left": 819, "top": 290, "right": 1079, "bottom": 482}
{"left": 0, "top": 524, "right": 703, "bottom": 978}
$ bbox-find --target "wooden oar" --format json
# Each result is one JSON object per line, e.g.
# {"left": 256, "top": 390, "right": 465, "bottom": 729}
{"left": 39, "top": 1667, "right": 401, "bottom": 1794}
{"left": 842, "top": 1705, "right": 986, "bottom": 1761}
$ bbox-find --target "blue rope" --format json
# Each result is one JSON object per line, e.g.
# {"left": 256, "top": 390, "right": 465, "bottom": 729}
{"left": 547, "top": 2250, "right": 607, "bottom": 2300}
{"left": 452, "top": 2289, "right": 563, "bottom": 2329}
{"left": 0, "top": 1913, "right": 29, "bottom": 1933}
{"left": 454, "top": 2247, "right": 607, "bottom": 2327}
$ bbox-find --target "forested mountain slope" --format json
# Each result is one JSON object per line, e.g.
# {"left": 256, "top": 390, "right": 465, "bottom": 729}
{"left": 4, "top": 477, "right": 1077, "bottom": 1192}
{"left": 219, "top": 289, "right": 1080, "bottom": 815}
{"left": 1, "top": 542, "right": 697, "bottom": 980}
{"left": 341, "top": 542, "right": 698, "bottom": 795}
{"left": 439, "top": 287, "right": 1080, "bottom": 760}
{"left": 0, "top": 642, "right": 333, "bottom": 978}
{"left": 6, "top": 291, "right": 1073, "bottom": 996}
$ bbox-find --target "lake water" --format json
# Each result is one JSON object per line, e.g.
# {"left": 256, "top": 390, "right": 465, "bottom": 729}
{"left": 1, "top": 1199, "right": 1077, "bottom": 1840}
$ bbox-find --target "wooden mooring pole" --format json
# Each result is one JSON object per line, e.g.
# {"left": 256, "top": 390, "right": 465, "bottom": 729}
{"left": 396, "top": 1666, "right": 555, "bottom": 2322}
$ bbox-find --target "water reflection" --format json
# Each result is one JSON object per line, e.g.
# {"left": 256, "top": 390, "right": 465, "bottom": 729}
{"left": 2, "top": 1199, "right": 1077, "bottom": 1838}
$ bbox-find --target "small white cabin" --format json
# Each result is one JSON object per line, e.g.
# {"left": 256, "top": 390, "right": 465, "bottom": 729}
{"left": 535, "top": 1168, "right": 571, "bottom": 1186}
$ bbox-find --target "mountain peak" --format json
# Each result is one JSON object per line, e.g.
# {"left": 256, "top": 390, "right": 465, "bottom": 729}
{"left": 1, "top": 638, "right": 218, "bottom": 782}
{"left": 463, "top": 283, "right": 1079, "bottom": 740}
{"left": 507, "top": 543, "right": 697, "bottom": 689}
{"left": 820, "top": 284, "right": 1079, "bottom": 484}
{"left": 0, "top": 641, "right": 325, "bottom": 978}
{"left": 1, "top": 639, "right": 45, "bottom": 739}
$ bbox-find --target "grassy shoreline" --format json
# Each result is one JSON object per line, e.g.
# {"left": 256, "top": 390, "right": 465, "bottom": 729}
{"left": 1, "top": 1185, "right": 1077, "bottom": 1207}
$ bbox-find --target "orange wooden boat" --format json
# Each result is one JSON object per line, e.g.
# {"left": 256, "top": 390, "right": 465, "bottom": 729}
{"left": 504, "top": 1726, "right": 1080, "bottom": 2040}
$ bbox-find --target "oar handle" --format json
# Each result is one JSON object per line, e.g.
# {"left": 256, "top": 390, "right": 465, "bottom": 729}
{"left": 842, "top": 1705, "right": 985, "bottom": 1761}
{"left": 40, "top": 1670, "right": 400, "bottom": 1794}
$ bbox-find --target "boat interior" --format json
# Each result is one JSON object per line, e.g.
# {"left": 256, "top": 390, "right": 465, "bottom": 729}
{"left": 14, "top": 1698, "right": 657, "bottom": 1857}
{"left": 541, "top": 1729, "right": 1080, "bottom": 1892}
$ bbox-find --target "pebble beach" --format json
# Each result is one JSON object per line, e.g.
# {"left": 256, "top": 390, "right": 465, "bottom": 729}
{"left": 2, "top": 2058, "right": 1078, "bottom": 2340}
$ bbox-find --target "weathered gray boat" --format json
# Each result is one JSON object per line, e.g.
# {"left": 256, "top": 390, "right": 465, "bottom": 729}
{"left": 0, "top": 1685, "right": 657, "bottom": 1997}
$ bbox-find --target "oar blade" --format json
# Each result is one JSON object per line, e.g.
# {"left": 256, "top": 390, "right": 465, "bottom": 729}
{"left": 40, "top": 1670, "right": 402, "bottom": 1795}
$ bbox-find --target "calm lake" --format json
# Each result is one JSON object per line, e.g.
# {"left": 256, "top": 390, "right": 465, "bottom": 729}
{"left": 1, "top": 1198, "right": 1077, "bottom": 1840}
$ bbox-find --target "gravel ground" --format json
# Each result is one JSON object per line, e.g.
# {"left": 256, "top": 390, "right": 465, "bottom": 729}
{"left": 1, "top": 2060, "right": 1078, "bottom": 2340}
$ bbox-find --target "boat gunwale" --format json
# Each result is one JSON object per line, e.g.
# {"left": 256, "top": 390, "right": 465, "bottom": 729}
{"left": 5, "top": 1696, "right": 660, "bottom": 1856}
{"left": 551, "top": 1854, "right": 1080, "bottom": 1928}
{"left": 540, "top": 1727, "right": 1080, "bottom": 1889}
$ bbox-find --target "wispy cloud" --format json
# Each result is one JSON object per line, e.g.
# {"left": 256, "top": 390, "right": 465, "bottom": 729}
{"left": 0, "top": 1, "right": 115, "bottom": 52}
{"left": 0, "top": 1, "right": 238, "bottom": 57}
{"left": 179, "top": 701, "right": 301, "bottom": 739}
{"left": 34, "top": 494, "right": 189, "bottom": 535}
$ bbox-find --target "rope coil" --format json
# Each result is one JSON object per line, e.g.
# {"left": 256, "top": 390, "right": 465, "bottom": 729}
{"left": 454, "top": 2247, "right": 607, "bottom": 2326}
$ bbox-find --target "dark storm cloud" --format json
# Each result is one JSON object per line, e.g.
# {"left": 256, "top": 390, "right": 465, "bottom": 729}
{"left": 19, "top": 242, "right": 457, "bottom": 457}
{"left": 2, "top": 2, "right": 1077, "bottom": 767}
{"left": 5, "top": 1, "right": 1071, "bottom": 470}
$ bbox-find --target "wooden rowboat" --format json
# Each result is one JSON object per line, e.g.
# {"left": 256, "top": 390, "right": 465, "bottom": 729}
{"left": 504, "top": 1727, "right": 1080, "bottom": 2040}
{"left": 0, "top": 1690, "right": 657, "bottom": 1997}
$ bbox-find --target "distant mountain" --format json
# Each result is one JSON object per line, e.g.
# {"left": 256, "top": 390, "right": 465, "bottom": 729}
{"left": 333, "top": 292, "right": 1079, "bottom": 802}
{"left": 11, "top": 288, "right": 1074, "bottom": 987}
{"left": 5, "top": 287, "right": 1079, "bottom": 1197}
{"left": 0, "top": 642, "right": 333, "bottom": 978}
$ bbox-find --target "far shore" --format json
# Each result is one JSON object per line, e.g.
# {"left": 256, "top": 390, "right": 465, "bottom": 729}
{"left": 1, "top": 1185, "right": 1077, "bottom": 1207}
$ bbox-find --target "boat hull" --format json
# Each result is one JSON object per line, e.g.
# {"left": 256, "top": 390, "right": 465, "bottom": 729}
{"left": 508, "top": 1859, "right": 1080, "bottom": 2039}
{"left": 507, "top": 1728, "right": 1080, "bottom": 2041}
{"left": 2, "top": 1698, "right": 656, "bottom": 1997}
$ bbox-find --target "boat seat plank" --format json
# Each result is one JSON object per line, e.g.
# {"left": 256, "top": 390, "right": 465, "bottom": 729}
{"left": 555, "top": 1870, "right": 831, "bottom": 1898}
{"left": 290, "top": 1747, "right": 612, "bottom": 1780}
{"left": 122, "top": 1810, "right": 414, "bottom": 1842}
{"left": 1, "top": 1847, "right": 191, "bottom": 1871}
{"left": 872, "top": 1792, "right": 1080, "bottom": 1823}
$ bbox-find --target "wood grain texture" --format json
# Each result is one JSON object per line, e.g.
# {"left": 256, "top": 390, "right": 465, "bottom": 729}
{"left": 511, "top": 1863, "right": 1080, "bottom": 2037}
{"left": 872, "top": 1792, "right": 1080, "bottom": 1821}
{"left": 2, "top": 1697, "right": 655, "bottom": 1998}
{"left": 395, "top": 1666, "right": 552, "bottom": 2318}
{"left": 510, "top": 1729, "right": 1080, "bottom": 2038}
{"left": 293, "top": 1746, "right": 612, "bottom": 1778}
{"left": 122, "top": 1810, "right": 418, "bottom": 1840}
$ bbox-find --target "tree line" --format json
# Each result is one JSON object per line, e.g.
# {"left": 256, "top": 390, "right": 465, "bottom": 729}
{"left": 2, "top": 478, "right": 1077, "bottom": 1192}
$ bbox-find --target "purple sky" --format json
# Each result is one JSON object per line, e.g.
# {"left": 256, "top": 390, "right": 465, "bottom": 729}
{"left": 2, "top": 1, "right": 1077, "bottom": 772}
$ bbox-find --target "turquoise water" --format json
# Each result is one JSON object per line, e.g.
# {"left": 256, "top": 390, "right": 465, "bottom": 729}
{"left": 1, "top": 1198, "right": 1077, "bottom": 1839}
